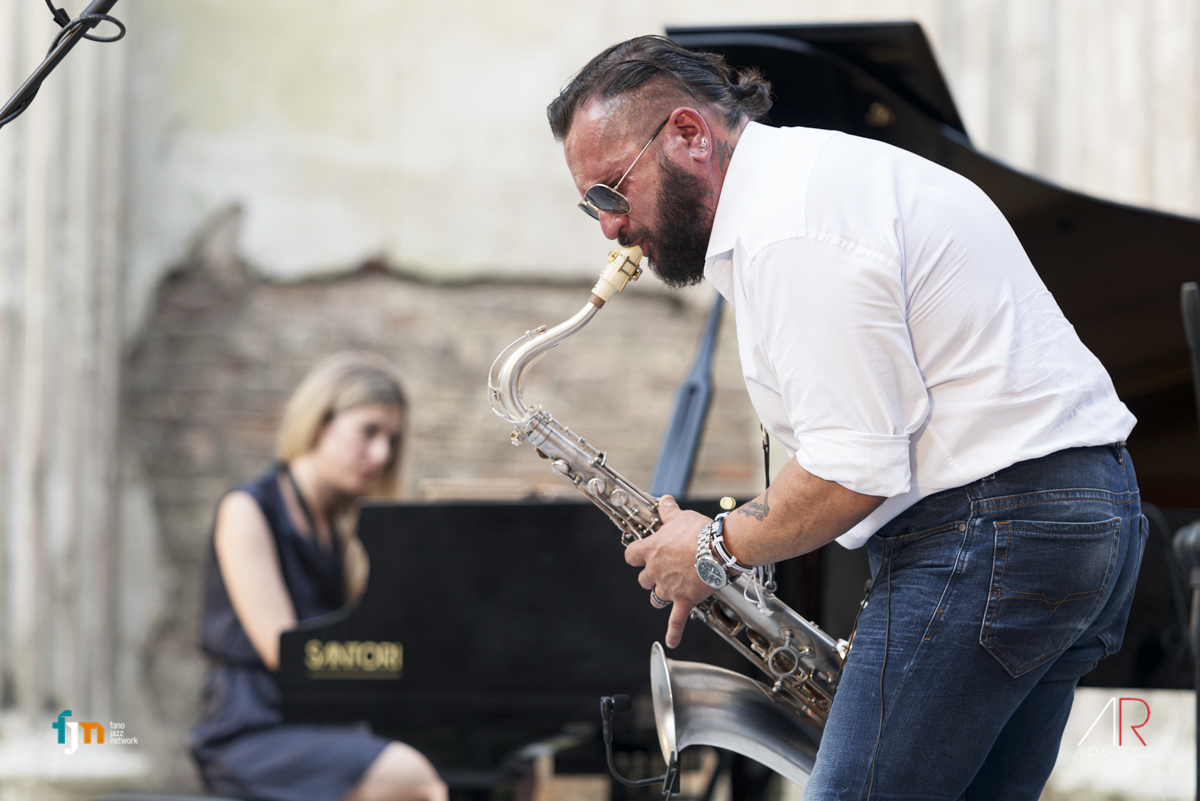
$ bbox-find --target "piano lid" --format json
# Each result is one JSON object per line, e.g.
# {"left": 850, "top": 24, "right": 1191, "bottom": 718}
{"left": 668, "top": 22, "right": 1200, "bottom": 505}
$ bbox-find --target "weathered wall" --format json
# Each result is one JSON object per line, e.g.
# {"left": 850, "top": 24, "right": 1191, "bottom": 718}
{"left": 120, "top": 0, "right": 1200, "bottom": 334}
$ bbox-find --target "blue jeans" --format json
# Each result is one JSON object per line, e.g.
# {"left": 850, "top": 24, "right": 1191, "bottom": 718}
{"left": 803, "top": 444, "right": 1146, "bottom": 801}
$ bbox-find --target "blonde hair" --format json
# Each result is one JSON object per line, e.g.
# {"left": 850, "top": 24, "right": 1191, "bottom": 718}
{"left": 277, "top": 351, "right": 408, "bottom": 600}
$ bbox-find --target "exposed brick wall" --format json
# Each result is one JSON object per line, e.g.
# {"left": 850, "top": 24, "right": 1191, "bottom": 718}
{"left": 121, "top": 214, "right": 762, "bottom": 784}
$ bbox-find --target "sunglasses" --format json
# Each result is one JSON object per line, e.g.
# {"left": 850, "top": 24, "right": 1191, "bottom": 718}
{"left": 577, "top": 117, "right": 670, "bottom": 220}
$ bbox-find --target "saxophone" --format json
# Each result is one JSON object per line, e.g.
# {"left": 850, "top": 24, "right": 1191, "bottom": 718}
{"left": 488, "top": 247, "right": 847, "bottom": 788}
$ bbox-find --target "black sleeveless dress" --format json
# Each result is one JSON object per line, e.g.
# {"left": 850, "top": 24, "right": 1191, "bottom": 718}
{"left": 191, "top": 465, "right": 388, "bottom": 801}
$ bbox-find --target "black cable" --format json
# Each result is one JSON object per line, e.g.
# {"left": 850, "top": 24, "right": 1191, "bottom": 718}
{"left": 0, "top": 1, "right": 125, "bottom": 131}
{"left": 600, "top": 696, "right": 664, "bottom": 788}
{"left": 761, "top": 423, "right": 770, "bottom": 490}
{"left": 844, "top": 577, "right": 873, "bottom": 652}
{"left": 865, "top": 541, "right": 893, "bottom": 801}
{"left": 599, "top": 696, "right": 680, "bottom": 797}
{"left": 0, "top": 96, "right": 36, "bottom": 129}
{"left": 44, "top": 0, "right": 71, "bottom": 27}
{"left": 52, "top": 12, "right": 126, "bottom": 47}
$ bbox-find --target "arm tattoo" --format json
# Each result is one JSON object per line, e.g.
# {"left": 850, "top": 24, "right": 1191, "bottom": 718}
{"left": 714, "top": 137, "right": 735, "bottom": 173}
{"left": 736, "top": 487, "right": 771, "bottom": 522}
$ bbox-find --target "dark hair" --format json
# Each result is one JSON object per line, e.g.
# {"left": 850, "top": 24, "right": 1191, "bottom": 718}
{"left": 547, "top": 35, "right": 772, "bottom": 141}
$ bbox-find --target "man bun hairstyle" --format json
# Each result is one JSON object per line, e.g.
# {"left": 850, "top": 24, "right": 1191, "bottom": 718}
{"left": 548, "top": 35, "right": 772, "bottom": 141}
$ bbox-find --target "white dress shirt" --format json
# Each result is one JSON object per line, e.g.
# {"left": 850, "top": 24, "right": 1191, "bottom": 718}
{"left": 704, "top": 123, "right": 1136, "bottom": 549}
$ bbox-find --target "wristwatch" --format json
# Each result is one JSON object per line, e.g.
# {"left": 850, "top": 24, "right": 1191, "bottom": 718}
{"left": 695, "top": 513, "right": 732, "bottom": 589}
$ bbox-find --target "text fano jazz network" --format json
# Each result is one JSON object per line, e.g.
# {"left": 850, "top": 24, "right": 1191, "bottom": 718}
{"left": 52, "top": 710, "right": 138, "bottom": 755}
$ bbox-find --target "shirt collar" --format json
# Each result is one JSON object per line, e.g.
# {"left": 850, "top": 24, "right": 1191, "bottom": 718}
{"left": 704, "top": 121, "right": 769, "bottom": 261}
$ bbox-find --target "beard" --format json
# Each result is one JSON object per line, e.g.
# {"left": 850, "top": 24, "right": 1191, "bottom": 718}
{"left": 618, "top": 155, "right": 713, "bottom": 289}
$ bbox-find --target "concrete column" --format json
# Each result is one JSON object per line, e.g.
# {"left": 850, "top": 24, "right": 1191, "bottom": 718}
{"left": 0, "top": 0, "right": 19, "bottom": 719}
{"left": 11, "top": 0, "right": 56, "bottom": 722}
{"left": 0, "top": 0, "right": 127, "bottom": 730}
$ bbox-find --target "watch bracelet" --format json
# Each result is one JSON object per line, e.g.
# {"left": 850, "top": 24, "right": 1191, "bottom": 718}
{"left": 695, "top": 513, "right": 777, "bottom": 588}
{"left": 695, "top": 518, "right": 730, "bottom": 586}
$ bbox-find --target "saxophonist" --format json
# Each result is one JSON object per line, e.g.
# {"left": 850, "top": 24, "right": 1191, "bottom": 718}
{"left": 547, "top": 36, "right": 1144, "bottom": 800}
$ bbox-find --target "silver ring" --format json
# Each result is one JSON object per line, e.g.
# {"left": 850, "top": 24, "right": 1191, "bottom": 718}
{"left": 650, "top": 589, "right": 671, "bottom": 608}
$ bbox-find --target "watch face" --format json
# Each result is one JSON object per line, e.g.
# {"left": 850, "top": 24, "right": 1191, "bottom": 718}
{"left": 697, "top": 559, "right": 728, "bottom": 589}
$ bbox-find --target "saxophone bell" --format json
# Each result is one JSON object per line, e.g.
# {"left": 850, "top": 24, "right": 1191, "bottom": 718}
{"left": 650, "top": 642, "right": 821, "bottom": 789}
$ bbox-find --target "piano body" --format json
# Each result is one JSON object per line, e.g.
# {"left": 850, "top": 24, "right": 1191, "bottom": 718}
{"left": 279, "top": 22, "right": 1195, "bottom": 795}
{"left": 278, "top": 499, "right": 753, "bottom": 792}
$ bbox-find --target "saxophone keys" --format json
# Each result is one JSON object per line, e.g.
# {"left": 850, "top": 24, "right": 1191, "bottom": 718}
{"left": 587, "top": 477, "right": 607, "bottom": 497}
{"left": 551, "top": 459, "right": 571, "bottom": 478}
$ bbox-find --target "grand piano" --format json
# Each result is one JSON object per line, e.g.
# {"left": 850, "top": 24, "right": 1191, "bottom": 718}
{"left": 279, "top": 22, "right": 1195, "bottom": 798}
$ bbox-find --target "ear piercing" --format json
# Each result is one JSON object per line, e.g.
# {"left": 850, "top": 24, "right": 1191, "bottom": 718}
{"left": 700, "top": 138, "right": 708, "bottom": 152}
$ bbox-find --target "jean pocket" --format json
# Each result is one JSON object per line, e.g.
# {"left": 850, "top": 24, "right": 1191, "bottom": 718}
{"left": 981, "top": 516, "right": 1121, "bottom": 677}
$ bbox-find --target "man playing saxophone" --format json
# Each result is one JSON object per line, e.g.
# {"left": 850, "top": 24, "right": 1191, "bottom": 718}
{"left": 547, "top": 36, "right": 1144, "bottom": 800}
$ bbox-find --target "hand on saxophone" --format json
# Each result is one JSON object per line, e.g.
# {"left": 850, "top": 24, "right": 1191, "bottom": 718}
{"left": 625, "top": 495, "right": 715, "bottom": 649}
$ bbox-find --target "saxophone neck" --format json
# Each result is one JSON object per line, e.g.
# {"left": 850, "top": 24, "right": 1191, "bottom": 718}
{"left": 488, "top": 247, "right": 644, "bottom": 425}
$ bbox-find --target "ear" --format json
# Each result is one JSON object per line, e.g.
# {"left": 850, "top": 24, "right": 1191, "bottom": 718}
{"left": 665, "top": 107, "right": 714, "bottom": 164}
{"left": 311, "top": 410, "right": 335, "bottom": 450}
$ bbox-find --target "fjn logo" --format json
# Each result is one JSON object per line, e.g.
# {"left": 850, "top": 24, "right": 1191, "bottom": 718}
{"left": 1077, "top": 696, "right": 1151, "bottom": 748}
{"left": 51, "top": 710, "right": 106, "bottom": 755}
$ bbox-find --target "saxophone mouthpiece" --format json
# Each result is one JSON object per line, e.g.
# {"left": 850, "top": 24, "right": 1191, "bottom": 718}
{"left": 590, "top": 246, "right": 644, "bottom": 307}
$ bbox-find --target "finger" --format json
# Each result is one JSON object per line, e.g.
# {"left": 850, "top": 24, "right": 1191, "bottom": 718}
{"left": 637, "top": 568, "right": 655, "bottom": 591}
{"left": 658, "top": 494, "right": 680, "bottom": 522}
{"left": 625, "top": 538, "right": 646, "bottom": 567}
{"left": 665, "top": 601, "right": 691, "bottom": 649}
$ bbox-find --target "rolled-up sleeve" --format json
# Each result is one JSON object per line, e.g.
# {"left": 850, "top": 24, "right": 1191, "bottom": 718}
{"left": 743, "top": 235, "right": 930, "bottom": 497}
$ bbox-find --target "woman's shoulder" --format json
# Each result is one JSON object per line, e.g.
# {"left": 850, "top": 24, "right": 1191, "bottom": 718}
{"left": 216, "top": 489, "right": 271, "bottom": 539}
{"left": 217, "top": 465, "right": 284, "bottom": 535}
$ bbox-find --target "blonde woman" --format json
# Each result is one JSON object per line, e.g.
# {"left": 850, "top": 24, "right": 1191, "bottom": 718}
{"left": 191, "top": 352, "right": 446, "bottom": 801}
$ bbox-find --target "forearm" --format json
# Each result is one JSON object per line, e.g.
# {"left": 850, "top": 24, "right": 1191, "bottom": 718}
{"left": 720, "top": 456, "right": 885, "bottom": 566}
{"left": 215, "top": 491, "right": 299, "bottom": 672}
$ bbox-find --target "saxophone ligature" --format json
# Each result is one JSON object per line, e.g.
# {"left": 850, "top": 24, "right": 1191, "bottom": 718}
{"left": 488, "top": 246, "right": 847, "bottom": 789}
